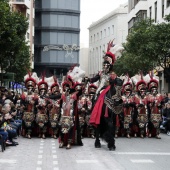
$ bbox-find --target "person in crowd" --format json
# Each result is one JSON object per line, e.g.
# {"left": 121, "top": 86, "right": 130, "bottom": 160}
{"left": 163, "top": 103, "right": 170, "bottom": 136}
{"left": 1, "top": 104, "right": 18, "bottom": 146}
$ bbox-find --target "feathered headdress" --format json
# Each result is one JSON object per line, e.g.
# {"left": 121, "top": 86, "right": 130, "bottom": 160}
{"left": 122, "top": 74, "right": 133, "bottom": 92}
{"left": 24, "top": 71, "right": 38, "bottom": 89}
{"left": 88, "top": 83, "right": 98, "bottom": 94}
{"left": 37, "top": 72, "right": 48, "bottom": 91}
{"left": 104, "top": 40, "right": 124, "bottom": 65}
{"left": 144, "top": 71, "right": 159, "bottom": 90}
{"left": 131, "top": 72, "right": 146, "bottom": 91}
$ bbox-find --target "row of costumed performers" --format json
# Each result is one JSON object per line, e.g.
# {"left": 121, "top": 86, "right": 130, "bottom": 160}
{"left": 20, "top": 40, "right": 164, "bottom": 151}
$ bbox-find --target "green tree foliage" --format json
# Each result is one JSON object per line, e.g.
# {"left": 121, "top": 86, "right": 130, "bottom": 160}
{"left": 0, "top": 0, "right": 30, "bottom": 83}
{"left": 114, "top": 15, "right": 170, "bottom": 76}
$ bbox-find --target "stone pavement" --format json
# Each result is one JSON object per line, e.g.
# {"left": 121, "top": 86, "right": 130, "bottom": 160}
{"left": 0, "top": 133, "right": 170, "bottom": 170}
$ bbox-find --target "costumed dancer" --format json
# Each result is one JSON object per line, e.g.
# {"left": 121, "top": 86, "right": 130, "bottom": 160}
{"left": 132, "top": 73, "right": 148, "bottom": 138}
{"left": 122, "top": 74, "right": 135, "bottom": 138}
{"left": 90, "top": 41, "right": 124, "bottom": 150}
{"left": 145, "top": 72, "right": 163, "bottom": 139}
{"left": 36, "top": 75, "right": 49, "bottom": 139}
{"left": 85, "top": 83, "right": 98, "bottom": 138}
{"left": 59, "top": 66, "right": 85, "bottom": 149}
{"left": 47, "top": 76, "right": 61, "bottom": 139}
{"left": 22, "top": 72, "right": 39, "bottom": 139}
{"left": 77, "top": 82, "right": 87, "bottom": 139}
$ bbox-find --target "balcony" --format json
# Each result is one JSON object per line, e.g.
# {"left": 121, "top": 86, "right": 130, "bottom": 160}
{"left": 11, "top": 0, "right": 29, "bottom": 9}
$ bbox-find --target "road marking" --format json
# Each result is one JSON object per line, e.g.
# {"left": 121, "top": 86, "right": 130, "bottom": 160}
{"left": 53, "top": 161, "right": 58, "bottom": 165}
{"left": 40, "top": 146, "right": 43, "bottom": 149}
{"left": 36, "top": 168, "right": 42, "bottom": 170}
{"left": 0, "top": 159, "right": 17, "bottom": 164}
{"left": 52, "top": 146, "right": 56, "bottom": 149}
{"left": 52, "top": 150, "right": 56, "bottom": 153}
{"left": 52, "top": 143, "right": 55, "bottom": 145}
{"left": 112, "top": 152, "right": 170, "bottom": 155}
{"left": 51, "top": 140, "right": 55, "bottom": 143}
{"left": 131, "top": 159, "right": 154, "bottom": 163}
{"left": 40, "top": 140, "right": 44, "bottom": 143}
{"left": 37, "top": 161, "right": 42, "bottom": 165}
{"left": 40, "top": 143, "right": 44, "bottom": 146}
{"left": 39, "top": 150, "right": 43, "bottom": 154}
{"left": 76, "top": 160, "right": 99, "bottom": 163}
{"left": 53, "top": 155, "right": 57, "bottom": 159}
{"left": 38, "top": 155, "right": 42, "bottom": 159}
{"left": 53, "top": 168, "right": 59, "bottom": 170}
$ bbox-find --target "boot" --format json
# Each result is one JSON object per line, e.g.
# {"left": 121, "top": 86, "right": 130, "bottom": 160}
{"left": 66, "top": 143, "right": 71, "bottom": 149}
{"left": 42, "top": 134, "right": 46, "bottom": 139}
{"left": 127, "top": 133, "right": 131, "bottom": 138}
{"left": 53, "top": 135, "right": 57, "bottom": 139}
{"left": 140, "top": 134, "right": 144, "bottom": 138}
{"left": 59, "top": 142, "right": 64, "bottom": 148}
{"left": 156, "top": 134, "right": 161, "bottom": 139}
{"left": 27, "top": 134, "right": 31, "bottom": 139}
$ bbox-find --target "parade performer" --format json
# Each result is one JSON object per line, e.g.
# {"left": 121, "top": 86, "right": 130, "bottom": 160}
{"left": 89, "top": 41, "right": 124, "bottom": 150}
{"left": 36, "top": 76, "right": 48, "bottom": 139}
{"left": 122, "top": 74, "right": 135, "bottom": 138}
{"left": 59, "top": 66, "right": 85, "bottom": 149}
{"left": 145, "top": 72, "right": 163, "bottom": 139}
{"left": 77, "top": 82, "right": 87, "bottom": 138}
{"left": 85, "top": 83, "right": 98, "bottom": 138}
{"left": 47, "top": 76, "right": 61, "bottom": 139}
{"left": 22, "top": 72, "right": 39, "bottom": 139}
{"left": 132, "top": 73, "right": 148, "bottom": 138}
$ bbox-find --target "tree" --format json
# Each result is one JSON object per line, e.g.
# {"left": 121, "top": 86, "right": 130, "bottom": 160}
{"left": 114, "top": 15, "right": 170, "bottom": 77}
{"left": 0, "top": 0, "right": 31, "bottom": 85}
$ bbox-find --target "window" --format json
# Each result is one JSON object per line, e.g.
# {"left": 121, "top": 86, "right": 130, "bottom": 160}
{"left": 149, "top": 6, "right": 152, "bottom": 19}
{"left": 91, "top": 36, "right": 93, "bottom": 43}
{"left": 97, "top": 33, "right": 99, "bottom": 41}
{"left": 155, "top": 1, "right": 157, "bottom": 22}
{"left": 94, "top": 34, "right": 95, "bottom": 42}
{"left": 167, "top": 0, "right": 170, "bottom": 7}
{"left": 112, "top": 25, "right": 114, "bottom": 35}
{"left": 108, "top": 27, "right": 110, "bottom": 36}
{"left": 162, "top": 0, "right": 165, "bottom": 17}
{"left": 100, "top": 31, "right": 102, "bottom": 39}
{"left": 104, "top": 29, "right": 106, "bottom": 38}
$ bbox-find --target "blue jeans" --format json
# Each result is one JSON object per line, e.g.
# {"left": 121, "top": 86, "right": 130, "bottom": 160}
{"left": 6, "top": 129, "right": 17, "bottom": 141}
{"left": 0, "top": 129, "right": 8, "bottom": 141}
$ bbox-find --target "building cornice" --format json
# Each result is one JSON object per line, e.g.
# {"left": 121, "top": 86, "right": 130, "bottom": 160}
{"left": 88, "top": 4, "right": 128, "bottom": 29}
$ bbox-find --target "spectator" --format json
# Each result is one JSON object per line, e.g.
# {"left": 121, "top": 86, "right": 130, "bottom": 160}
{"left": 163, "top": 92, "right": 169, "bottom": 104}
{"left": 1, "top": 104, "right": 18, "bottom": 145}
{"left": 163, "top": 103, "right": 170, "bottom": 136}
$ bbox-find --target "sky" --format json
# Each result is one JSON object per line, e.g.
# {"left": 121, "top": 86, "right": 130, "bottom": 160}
{"left": 80, "top": 0, "right": 128, "bottom": 47}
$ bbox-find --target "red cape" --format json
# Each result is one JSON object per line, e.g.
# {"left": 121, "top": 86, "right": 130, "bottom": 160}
{"left": 89, "top": 86, "right": 110, "bottom": 127}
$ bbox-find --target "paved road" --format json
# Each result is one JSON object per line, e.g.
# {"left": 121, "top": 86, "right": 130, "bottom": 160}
{"left": 0, "top": 133, "right": 170, "bottom": 170}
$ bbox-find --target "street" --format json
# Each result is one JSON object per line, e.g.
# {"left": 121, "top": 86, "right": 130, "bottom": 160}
{"left": 0, "top": 133, "right": 170, "bottom": 170}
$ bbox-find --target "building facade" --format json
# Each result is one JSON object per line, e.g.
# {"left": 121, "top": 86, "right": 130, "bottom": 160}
{"left": 128, "top": 0, "right": 170, "bottom": 93}
{"left": 88, "top": 3, "right": 128, "bottom": 77}
{"left": 9, "top": 0, "right": 35, "bottom": 69}
{"left": 34, "top": 0, "right": 80, "bottom": 80}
